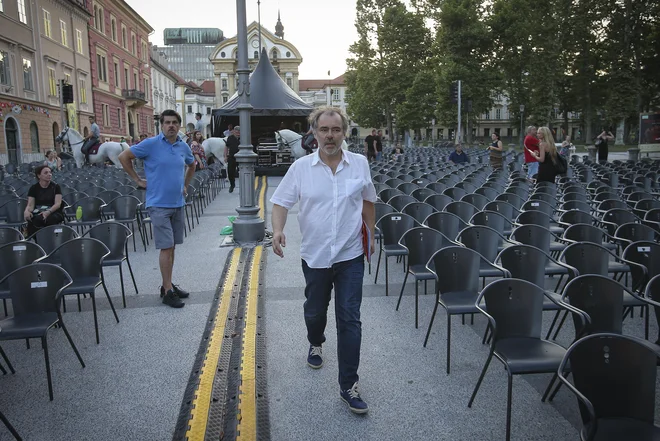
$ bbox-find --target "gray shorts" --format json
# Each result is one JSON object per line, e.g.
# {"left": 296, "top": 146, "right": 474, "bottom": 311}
{"left": 149, "top": 206, "right": 185, "bottom": 249}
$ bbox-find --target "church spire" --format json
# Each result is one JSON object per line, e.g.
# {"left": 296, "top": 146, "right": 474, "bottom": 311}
{"left": 275, "top": 10, "right": 284, "bottom": 39}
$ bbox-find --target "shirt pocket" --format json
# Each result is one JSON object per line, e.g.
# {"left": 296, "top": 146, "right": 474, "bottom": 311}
{"left": 345, "top": 178, "right": 365, "bottom": 199}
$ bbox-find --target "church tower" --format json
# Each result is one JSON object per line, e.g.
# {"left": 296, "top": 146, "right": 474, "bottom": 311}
{"left": 275, "top": 11, "right": 284, "bottom": 39}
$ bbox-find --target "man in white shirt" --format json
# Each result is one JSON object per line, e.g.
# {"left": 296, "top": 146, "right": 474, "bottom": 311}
{"left": 270, "top": 107, "right": 376, "bottom": 414}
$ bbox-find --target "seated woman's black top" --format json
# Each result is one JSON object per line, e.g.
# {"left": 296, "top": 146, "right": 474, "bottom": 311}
{"left": 27, "top": 182, "right": 63, "bottom": 213}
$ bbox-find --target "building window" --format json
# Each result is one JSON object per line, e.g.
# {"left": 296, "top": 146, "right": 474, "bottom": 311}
{"left": 484, "top": 112, "right": 490, "bottom": 120}
{"left": 141, "top": 41, "right": 147, "bottom": 62}
{"left": 483, "top": 128, "right": 490, "bottom": 137}
{"left": 133, "top": 72, "right": 137, "bottom": 90}
{"left": 43, "top": 9, "right": 51, "bottom": 38}
{"left": 206, "top": 107, "right": 211, "bottom": 115}
{"left": 60, "top": 20, "right": 68, "bottom": 47}
{"left": 22, "top": 59, "right": 33, "bottom": 90}
{"left": 144, "top": 79, "right": 149, "bottom": 100}
{"left": 187, "top": 105, "right": 192, "bottom": 113}
{"left": 507, "top": 128, "right": 513, "bottom": 138}
{"left": 286, "top": 78, "right": 292, "bottom": 88}
{"left": 110, "top": 17, "right": 116, "bottom": 42}
{"left": 131, "top": 33, "right": 136, "bottom": 55}
{"left": 332, "top": 89, "right": 339, "bottom": 101}
{"left": 113, "top": 62, "right": 119, "bottom": 87}
{"left": 17, "top": 0, "right": 26, "bottom": 23}
{"left": 94, "top": 5, "right": 104, "bottom": 33}
{"left": 223, "top": 96, "right": 228, "bottom": 103}
{"left": 30, "top": 121, "right": 40, "bottom": 152}
{"left": 254, "top": 50, "right": 259, "bottom": 59}
{"left": 221, "top": 78, "right": 228, "bottom": 90}
{"left": 124, "top": 67, "right": 129, "bottom": 88}
{"left": 121, "top": 25, "right": 127, "bottom": 49}
{"left": 96, "top": 54, "right": 107, "bottom": 82}
{"left": 1, "top": 52, "right": 15, "bottom": 87}
{"left": 79, "top": 78, "right": 87, "bottom": 103}
{"left": 271, "top": 49, "right": 278, "bottom": 60}
{"left": 495, "top": 108, "right": 501, "bottom": 120}
{"left": 117, "top": 108, "right": 122, "bottom": 129}
{"left": 47, "top": 68, "right": 56, "bottom": 95}
{"left": 101, "top": 103, "right": 109, "bottom": 126}
{"left": 76, "top": 29, "right": 83, "bottom": 53}
{"left": 64, "top": 72, "right": 70, "bottom": 84}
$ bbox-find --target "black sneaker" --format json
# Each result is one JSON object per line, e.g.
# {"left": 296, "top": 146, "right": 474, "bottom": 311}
{"left": 162, "top": 289, "right": 185, "bottom": 308}
{"left": 229, "top": 186, "right": 235, "bottom": 193}
{"left": 160, "top": 285, "right": 190, "bottom": 299}
{"left": 307, "top": 345, "right": 323, "bottom": 369}
{"left": 340, "top": 382, "right": 368, "bottom": 414}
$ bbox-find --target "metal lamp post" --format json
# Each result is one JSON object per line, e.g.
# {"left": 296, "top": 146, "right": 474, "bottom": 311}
{"left": 232, "top": 0, "right": 265, "bottom": 244}
{"left": 519, "top": 104, "right": 525, "bottom": 148}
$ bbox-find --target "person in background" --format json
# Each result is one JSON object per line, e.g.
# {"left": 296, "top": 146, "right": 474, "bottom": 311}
{"left": 560, "top": 135, "right": 573, "bottom": 158}
{"left": 488, "top": 132, "right": 503, "bottom": 170}
{"left": 44, "top": 150, "right": 62, "bottom": 171}
{"left": 194, "top": 112, "right": 205, "bottom": 133}
{"left": 523, "top": 126, "right": 539, "bottom": 180}
{"left": 24, "top": 165, "right": 64, "bottom": 236}
{"left": 527, "top": 127, "right": 559, "bottom": 183}
{"left": 375, "top": 129, "right": 384, "bottom": 161}
{"left": 364, "top": 129, "right": 377, "bottom": 162}
{"left": 391, "top": 143, "right": 404, "bottom": 161}
{"left": 224, "top": 126, "right": 240, "bottom": 193}
{"left": 223, "top": 124, "right": 233, "bottom": 138}
{"left": 594, "top": 128, "right": 614, "bottom": 162}
{"left": 81, "top": 115, "right": 100, "bottom": 165}
{"left": 190, "top": 131, "right": 207, "bottom": 171}
{"left": 448, "top": 144, "right": 470, "bottom": 164}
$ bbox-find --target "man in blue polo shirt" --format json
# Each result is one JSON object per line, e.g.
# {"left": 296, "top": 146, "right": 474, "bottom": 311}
{"left": 448, "top": 143, "right": 470, "bottom": 164}
{"left": 119, "top": 109, "right": 195, "bottom": 308}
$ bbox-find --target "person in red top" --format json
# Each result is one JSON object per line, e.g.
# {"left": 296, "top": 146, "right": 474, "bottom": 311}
{"left": 523, "top": 125, "right": 540, "bottom": 179}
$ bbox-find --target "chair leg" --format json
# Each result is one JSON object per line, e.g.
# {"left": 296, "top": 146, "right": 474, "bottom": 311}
{"left": 130, "top": 223, "right": 136, "bottom": 252}
{"left": 552, "top": 310, "right": 569, "bottom": 340}
{"left": 126, "top": 258, "right": 139, "bottom": 294}
{"left": 118, "top": 264, "right": 126, "bottom": 308}
{"left": 0, "top": 409, "right": 22, "bottom": 440}
{"left": 644, "top": 305, "right": 649, "bottom": 340}
{"left": 0, "top": 361, "right": 5, "bottom": 375}
{"left": 505, "top": 371, "right": 513, "bottom": 441}
{"left": 374, "top": 248, "right": 382, "bottom": 283}
{"left": 446, "top": 313, "right": 451, "bottom": 374}
{"left": 545, "top": 310, "right": 562, "bottom": 340}
{"left": 2, "top": 299, "right": 7, "bottom": 316}
{"left": 91, "top": 292, "right": 100, "bottom": 344}
{"left": 396, "top": 270, "right": 409, "bottom": 311}
{"left": 415, "top": 280, "right": 419, "bottom": 329}
{"left": 42, "top": 336, "right": 54, "bottom": 401}
{"left": 554, "top": 274, "right": 564, "bottom": 292}
{"left": 0, "top": 345, "right": 15, "bottom": 374}
{"left": 385, "top": 255, "right": 389, "bottom": 296}
{"left": 101, "top": 279, "right": 120, "bottom": 324}
{"left": 541, "top": 373, "right": 558, "bottom": 402}
{"left": 548, "top": 372, "right": 567, "bottom": 402}
{"left": 468, "top": 350, "right": 494, "bottom": 408}
{"left": 423, "top": 294, "right": 440, "bottom": 347}
{"left": 59, "top": 320, "right": 85, "bottom": 368}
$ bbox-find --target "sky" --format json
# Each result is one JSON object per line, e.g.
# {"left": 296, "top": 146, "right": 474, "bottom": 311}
{"left": 125, "top": 0, "right": 359, "bottom": 80}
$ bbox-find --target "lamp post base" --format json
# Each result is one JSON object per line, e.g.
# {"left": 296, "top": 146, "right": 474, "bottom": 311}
{"left": 233, "top": 217, "right": 265, "bottom": 244}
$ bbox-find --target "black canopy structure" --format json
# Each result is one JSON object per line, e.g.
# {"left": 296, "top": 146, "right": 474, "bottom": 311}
{"left": 213, "top": 48, "right": 313, "bottom": 119}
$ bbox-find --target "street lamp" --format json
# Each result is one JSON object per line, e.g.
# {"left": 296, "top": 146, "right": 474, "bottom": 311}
{"left": 519, "top": 104, "right": 525, "bottom": 148}
{"left": 231, "top": 0, "right": 265, "bottom": 244}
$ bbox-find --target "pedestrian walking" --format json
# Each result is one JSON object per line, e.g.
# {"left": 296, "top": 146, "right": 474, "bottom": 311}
{"left": 526, "top": 127, "right": 560, "bottom": 183}
{"left": 118, "top": 109, "right": 196, "bottom": 308}
{"left": 364, "top": 129, "right": 377, "bottom": 162}
{"left": 224, "top": 126, "right": 240, "bottom": 193}
{"left": 270, "top": 106, "right": 377, "bottom": 414}
{"left": 488, "top": 132, "right": 503, "bottom": 170}
{"left": 376, "top": 129, "right": 384, "bottom": 161}
{"left": 523, "top": 126, "right": 539, "bottom": 179}
{"left": 594, "top": 128, "right": 614, "bottom": 162}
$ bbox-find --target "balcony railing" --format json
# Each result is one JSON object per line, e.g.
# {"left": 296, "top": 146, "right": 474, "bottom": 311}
{"left": 122, "top": 89, "right": 146, "bottom": 101}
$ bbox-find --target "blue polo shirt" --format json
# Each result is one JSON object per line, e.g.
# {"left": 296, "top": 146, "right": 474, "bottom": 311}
{"left": 448, "top": 150, "right": 470, "bottom": 164}
{"left": 131, "top": 133, "right": 194, "bottom": 208}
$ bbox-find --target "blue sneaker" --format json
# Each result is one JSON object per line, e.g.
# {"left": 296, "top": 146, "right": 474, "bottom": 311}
{"left": 340, "top": 382, "right": 368, "bottom": 414}
{"left": 307, "top": 345, "right": 323, "bottom": 369}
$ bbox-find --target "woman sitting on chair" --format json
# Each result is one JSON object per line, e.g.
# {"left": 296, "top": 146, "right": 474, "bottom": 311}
{"left": 23, "top": 165, "right": 64, "bottom": 236}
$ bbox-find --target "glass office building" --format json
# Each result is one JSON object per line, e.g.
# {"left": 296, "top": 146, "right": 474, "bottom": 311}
{"left": 158, "top": 28, "right": 224, "bottom": 84}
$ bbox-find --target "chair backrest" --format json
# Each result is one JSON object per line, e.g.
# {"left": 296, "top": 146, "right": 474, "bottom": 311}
{"left": 470, "top": 210, "right": 512, "bottom": 236}
{"left": 97, "top": 190, "right": 122, "bottom": 204}
{"left": 425, "top": 182, "right": 447, "bottom": 194}
{"left": 445, "top": 201, "right": 478, "bottom": 224}
{"left": 614, "top": 222, "right": 657, "bottom": 247}
{"left": 109, "top": 195, "right": 141, "bottom": 221}
{"left": 516, "top": 210, "right": 552, "bottom": 230}
{"left": 400, "top": 227, "right": 455, "bottom": 267}
{"left": 443, "top": 186, "right": 467, "bottom": 201}
{"left": 389, "top": 194, "right": 418, "bottom": 212}
{"left": 561, "top": 192, "right": 588, "bottom": 203}
{"left": 1, "top": 198, "right": 28, "bottom": 223}
{"left": 0, "top": 226, "right": 24, "bottom": 245}
{"left": 562, "top": 275, "right": 625, "bottom": 336}
{"left": 460, "top": 193, "right": 489, "bottom": 210}
{"left": 0, "top": 241, "right": 47, "bottom": 289}
{"left": 497, "top": 244, "right": 549, "bottom": 287}
{"left": 411, "top": 187, "right": 436, "bottom": 203}
{"left": 376, "top": 213, "right": 419, "bottom": 247}
{"left": 522, "top": 198, "right": 555, "bottom": 216}
{"left": 597, "top": 199, "right": 628, "bottom": 213}
{"left": 424, "top": 194, "right": 454, "bottom": 212}
{"left": 474, "top": 186, "right": 498, "bottom": 201}
{"left": 560, "top": 333, "right": 659, "bottom": 427}
{"left": 45, "top": 237, "right": 110, "bottom": 280}
{"left": 84, "top": 222, "right": 131, "bottom": 261}
{"left": 396, "top": 182, "right": 419, "bottom": 195}
{"left": 495, "top": 192, "right": 524, "bottom": 210}
{"left": 457, "top": 225, "right": 506, "bottom": 262}
{"left": 560, "top": 200, "right": 591, "bottom": 213}
{"left": 375, "top": 202, "right": 396, "bottom": 225}
{"left": 602, "top": 208, "right": 639, "bottom": 235}
{"left": 479, "top": 278, "right": 544, "bottom": 341}
{"left": 423, "top": 211, "right": 467, "bottom": 240}
{"left": 510, "top": 224, "right": 553, "bottom": 254}
{"left": 378, "top": 188, "right": 404, "bottom": 203}
{"left": 73, "top": 197, "right": 105, "bottom": 222}
{"left": 483, "top": 200, "right": 519, "bottom": 220}
{"left": 563, "top": 223, "right": 607, "bottom": 245}
{"left": 1, "top": 263, "right": 71, "bottom": 315}
{"left": 427, "top": 246, "right": 481, "bottom": 294}
{"left": 402, "top": 202, "right": 436, "bottom": 224}
{"left": 30, "top": 224, "right": 79, "bottom": 255}
{"left": 560, "top": 242, "right": 610, "bottom": 277}
{"left": 623, "top": 241, "right": 660, "bottom": 291}
{"left": 558, "top": 209, "right": 596, "bottom": 227}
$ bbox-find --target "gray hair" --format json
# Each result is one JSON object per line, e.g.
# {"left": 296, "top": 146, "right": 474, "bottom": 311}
{"left": 526, "top": 125, "right": 536, "bottom": 134}
{"left": 308, "top": 106, "right": 349, "bottom": 134}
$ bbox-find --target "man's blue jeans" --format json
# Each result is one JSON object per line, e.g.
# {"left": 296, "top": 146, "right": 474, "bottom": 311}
{"left": 526, "top": 161, "right": 539, "bottom": 178}
{"left": 301, "top": 254, "right": 364, "bottom": 390}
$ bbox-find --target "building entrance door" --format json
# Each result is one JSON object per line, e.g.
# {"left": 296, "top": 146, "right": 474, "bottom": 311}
{"left": 128, "top": 112, "right": 135, "bottom": 140}
{"left": 5, "top": 117, "right": 20, "bottom": 165}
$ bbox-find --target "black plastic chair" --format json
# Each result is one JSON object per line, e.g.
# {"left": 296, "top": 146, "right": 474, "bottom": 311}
{"left": 411, "top": 187, "right": 436, "bottom": 203}
{"left": 475, "top": 186, "right": 498, "bottom": 201}
{"left": 424, "top": 211, "right": 467, "bottom": 240}
{"left": 521, "top": 199, "right": 555, "bottom": 218}
{"left": 445, "top": 201, "right": 478, "bottom": 224}
{"left": 95, "top": 189, "right": 122, "bottom": 205}
{"left": 510, "top": 223, "right": 570, "bottom": 260}
{"left": 470, "top": 210, "right": 514, "bottom": 237}
{"left": 105, "top": 195, "right": 144, "bottom": 252}
{"left": 388, "top": 195, "right": 417, "bottom": 213}
{"left": 0, "top": 409, "right": 21, "bottom": 440}
{"left": 460, "top": 193, "right": 490, "bottom": 211}
{"left": 378, "top": 188, "right": 404, "bottom": 203}
{"left": 443, "top": 186, "right": 467, "bottom": 201}
{"left": 0, "top": 263, "right": 85, "bottom": 401}
{"left": 36, "top": 238, "right": 119, "bottom": 344}
{"left": 614, "top": 222, "right": 657, "bottom": 249}
{"left": 644, "top": 274, "right": 660, "bottom": 345}
{"left": 402, "top": 202, "right": 436, "bottom": 225}
{"left": 558, "top": 210, "right": 598, "bottom": 229}
{"left": 425, "top": 182, "right": 447, "bottom": 194}
{"left": 396, "top": 227, "right": 456, "bottom": 328}
{"left": 467, "top": 278, "right": 567, "bottom": 441}
{"left": 0, "top": 241, "right": 46, "bottom": 316}
{"left": 0, "top": 227, "right": 23, "bottom": 245}
{"left": 457, "top": 225, "right": 515, "bottom": 284}
{"left": 424, "top": 193, "right": 454, "bottom": 212}
{"left": 374, "top": 213, "right": 419, "bottom": 297}
{"left": 84, "top": 222, "right": 139, "bottom": 308}
{"left": 425, "top": 246, "right": 508, "bottom": 373}
{"left": 559, "top": 200, "right": 592, "bottom": 214}
{"left": 562, "top": 223, "right": 617, "bottom": 252}
{"left": 495, "top": 192, "right": 525, "bottom": 210}
{"left": 67, "top": 197, "right": 106, "bottom": 233}
{"left": 634, "top": 199, "right": 660, "bottom": 220}
{"left": 483, "top": 200, "right": 520, "bottom": 221}
{"left": 27, "top": 224, "right": 79, "bottom": 258}
{"left": 516, "top": 210, "right": 563, "bottom": 235}
{"left": 557, "top": 333, "right": 660, "bottom": 441}
{"left": 601, "top": 208, "right": 640, "bottom": 237}
{"left": 596, "top": 199, "right": 629, "bottom": 215}
{"left": 374, "top": 202, "right": 396, "bottom": 242}
{"left": 0, "top": 198, "right": 27, "bottom": 230}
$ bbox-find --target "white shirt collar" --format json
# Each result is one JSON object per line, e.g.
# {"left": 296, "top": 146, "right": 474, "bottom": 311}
{"left": 311, "top": 149, "right": 351, "bottom": 167}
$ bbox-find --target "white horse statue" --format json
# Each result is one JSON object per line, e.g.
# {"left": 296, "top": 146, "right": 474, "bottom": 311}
{"left": 275, "top": 129, "right": 348, "bottom": 160}
{"left": 202, "top": 137, "right": 227, "bottom": 166}
{"left": 55, "top": 127, "right": 129, "bottom": 168}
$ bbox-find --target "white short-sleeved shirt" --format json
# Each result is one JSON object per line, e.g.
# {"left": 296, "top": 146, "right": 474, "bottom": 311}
{"left": 270, "top": 150, "right": 377, "bottom": 269}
